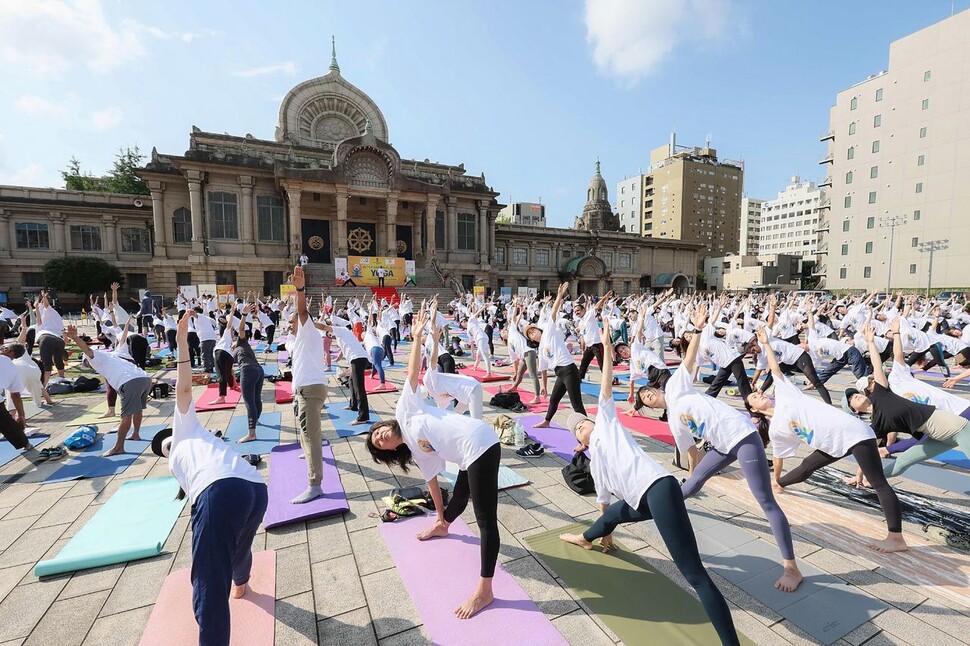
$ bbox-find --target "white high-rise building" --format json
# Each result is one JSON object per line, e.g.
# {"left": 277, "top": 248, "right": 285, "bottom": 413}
{"left": 615, "top": 175, "right": 643, "bottom": 234}
{"left": 819, "top": 10, "right": 970, "bottom": 290}
{"left": 759, "top": 177, "right": 824, "bottom": 259}
{"left": 740, "top": 197, "right": 764, "bottom": 255}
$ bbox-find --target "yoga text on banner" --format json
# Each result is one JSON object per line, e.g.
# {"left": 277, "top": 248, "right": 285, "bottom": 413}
{"left": 339, "top": 256, "right": 406, "bottom": 286}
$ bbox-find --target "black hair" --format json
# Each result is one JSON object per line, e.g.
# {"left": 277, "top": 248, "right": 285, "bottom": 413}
{"left": 743, "top": 399, "right": 770, "bottom": 447}
{"left": 365, "top": 420, "right": 414, "bottom": 473}
{"left": 4, "top": 343, "right": 25, "bottom": 359}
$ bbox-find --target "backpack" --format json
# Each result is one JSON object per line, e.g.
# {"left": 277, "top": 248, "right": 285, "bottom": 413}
{"left": 64, "top": 425, "right": 97, "bottom": 450}
{"left": 47, "top": 381, "right": 74, "bottom": 395}
{"left": 151, "top": 382, "right": 171, "bottom": 399}
{"left": 489, "top": 391, "right": 521, "bottom": 410}
{"left": 146, "top": 356, "right": 162, "bottom": 367}
{"left": 562, "top": 451, "right": 596, "bottom": 495}
{"left": 72, "top": 375, "right": 101, "bottom": 393}
{"left": 492, "top": 414, "right": 517, "bottom": 445}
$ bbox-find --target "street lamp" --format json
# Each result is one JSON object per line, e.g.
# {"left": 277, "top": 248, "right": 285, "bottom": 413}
{"left": 918, "top": 239, "right": 949, "bottom": 297}
{"left": 879, "top": 215, "right": 907, "bottom": 293}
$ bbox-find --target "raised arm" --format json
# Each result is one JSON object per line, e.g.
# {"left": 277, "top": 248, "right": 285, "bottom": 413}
{"left": 292, "top": 265, "right": 309, "bottom": 325}
{"left": 406, "top": 303, "right": 429, "bottom": 391}
{"left": 754, "top": 325, "right": 784, "bottom": 379}
{"left": 889, "top": 316, "right": 905, "bottom": 365}
{"left": 682, "top": 303, "right": 709, "bottom": 373}
{"left": 64, "top": 325, "right": 94, "bottom": 359}
{"left": 599, "top": 318, "right": 614, "bottom": 392}
{"left": 766, "top": 294, "right": 778, "bottom": 329}
{"left": 551, "top": 281, "right": 569, "bottom": 322}
{"left": 175, "top": 311, "right": 195, "bottom": 414}
{"left": 863, "top": 322, "right": 889, "bottom": 387}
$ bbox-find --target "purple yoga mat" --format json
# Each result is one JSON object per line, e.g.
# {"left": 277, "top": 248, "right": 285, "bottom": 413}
{"left": 380, "top": 517, "right": 567, "bottom": 646}
{"left": 277, "top": 351, "right": 289, "bottom": 363}
{"left": 263, "top": 443, "right": 349, "bottom": 530}
{"left": 518, "top": 414, "right": 588, "bottom": 462}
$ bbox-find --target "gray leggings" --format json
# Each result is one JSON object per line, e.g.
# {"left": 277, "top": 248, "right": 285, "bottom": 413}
{"left": 682, "top": 431, "right": 795, "bottom": 561}
{"left": 885, "top": 419, "right": 970, "bottom": 478}
{"left": 513, "top": 350, "right": 540, "bottom": 393}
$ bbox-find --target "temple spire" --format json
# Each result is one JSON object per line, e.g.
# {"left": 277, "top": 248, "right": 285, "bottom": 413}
{"left": 595, "top": 158, "right": 601, "bottom": 177}
{"left": 330, "top": 36, "right": 340, "bottom": 73}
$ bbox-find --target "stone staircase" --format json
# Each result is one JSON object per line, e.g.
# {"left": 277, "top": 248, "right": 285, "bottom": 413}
{"left": 300, "top": 264, "right": 455, "bottom": 303}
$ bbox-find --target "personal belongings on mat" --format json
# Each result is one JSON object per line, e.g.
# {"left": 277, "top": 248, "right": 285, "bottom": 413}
{"left": 191, "top": 373, "right": 211, "bottom": 386}
{"left": 392, "top": 486, "right": 424, "bottom": 500}
{"left": 146, "top": 357, "right": 162, "bottom": 367}
{"left": 490, "top": 391, "right": 522, "bottom": 410}
{"left": 492, "top": 414, "right": 517, "bottom": 444}
{"left": 417, "top": 487, "right": 449, "bottom": 511}
{"left": 72, "top": 375, "right": 102, "bottom": 393}
{"left": 38, "top": 446, "right": 66, "bottom": 462}
{"left": 150, "top": 382, "right": 171, "bottom": 399}
{"left": 562, "top": 451, "right": 595, "bottom": 495}
{"left": 47, "top": 381, "right": 73, "bottom": 395}
{"left": 381, "top": 494, "right": 425, "bottom": 518}
{"left": 64, "top": 425, "right": 98, "bottom": 450}
{"left": 516, "top": 443, "right": 544, "bottom": 457}
{"left": 242, "top": 454, "right": 262, "bottom": 467}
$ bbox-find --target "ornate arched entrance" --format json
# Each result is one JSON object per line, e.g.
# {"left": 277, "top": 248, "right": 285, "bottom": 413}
{"left": 561, "top": 255, "right": 609, "bottom": 297}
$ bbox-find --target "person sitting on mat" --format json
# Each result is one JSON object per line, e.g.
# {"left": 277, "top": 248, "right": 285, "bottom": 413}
{"left": 559, "top": 322, "right": 741, "bottom": 646}
{"left": 746, "top": 324, "right": 908, "bottom": 553}
{"left": 532, "top": 281, "right": 586, "bottom": 428}
{"left": 65, "top": 324, "right": 152, "bottom": 457}
{"left": 150, "top": 311, "right": 267, "bottom": 646}
{"left": 633, "top": 302, "right": 804, "bottom": 592}
{"left": 365, "top": 304, "right": 502, "bottom": 620}
{"left": 425, "top": 322, "right": 484, "bottom": 419}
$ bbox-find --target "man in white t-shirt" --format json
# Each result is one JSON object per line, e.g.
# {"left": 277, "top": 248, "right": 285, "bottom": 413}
{"left": 376, "top": 266, "right": 387, "bottom": 287}
{"left": 0, "top": 354, "right": 29, "bottom": 451}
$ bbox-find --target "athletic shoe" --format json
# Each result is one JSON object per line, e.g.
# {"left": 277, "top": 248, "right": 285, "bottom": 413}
{"left": 516, "top": 443, "right": 544, "bottom": 457}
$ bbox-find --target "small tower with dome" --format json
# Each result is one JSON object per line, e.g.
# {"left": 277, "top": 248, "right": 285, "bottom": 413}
{"left": 574, "top": 160, "right": 621, "bottom": 231}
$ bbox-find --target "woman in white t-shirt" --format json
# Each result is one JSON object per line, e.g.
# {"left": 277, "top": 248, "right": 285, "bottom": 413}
{"left": 425, "top": 326, "right": 483, "bottom": 418}
{"left": 560, "top": 325, "right": 740, "bottom": 646}
{"left": 746, "top": 325, "right": 907, "bottom": 553}
{"left": 366, "top": 306, "right": 501, "bottom": 621}
{"left": 531, "top": 282, "right": 586, "bottom": 428}
{"left": 150, "top": 311, "right": 267, "bottom": 645}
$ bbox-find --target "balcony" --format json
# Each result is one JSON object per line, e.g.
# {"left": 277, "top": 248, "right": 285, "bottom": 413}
{"left": 817, "top": 242, "right": 828, "bottom": 255}
{"left": 818, "top": 197, "right": 831, "bottom": 210}
{"left": 816, "top": 218, "right": 830, "bottom": 232}
{"left": 818, "top": 153, "right": 834, "bottom": 165}
{"left": 820, "top": 130, "right": 835, "bottom": 142}
{"left": 818, "top": 176, "right": 833, "bottom": 188}
{"left": 813, "top": 263, "right": 827, "bottom": 276}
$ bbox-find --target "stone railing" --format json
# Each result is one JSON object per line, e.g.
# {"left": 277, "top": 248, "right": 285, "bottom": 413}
{"left": 429, "top": 256, "right": 465, "bottom": 297}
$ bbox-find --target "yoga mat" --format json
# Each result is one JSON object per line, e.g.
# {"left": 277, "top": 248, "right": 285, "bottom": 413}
{"left": 277, "top": 351, "right": 289, "bottom": 363}
{"left": 440, "top": 463, "right": 529, "bottom": 490}
{"left": 222, "top": 412, "right": 282, "bottom": 455}
{"left": 0, "top": 434, "right": 49, "bottom": 468}
{"left": 363, "top": 374, "right": 398, "bottom": 394}
{"left": 153, "top": 348, "right": 172, "bottom": 359}
{"left": 526, "top": 523, "right": 754, "bottom": 646}
{"left": 323, "top": 402, "right": 381, "bottom": 438}
{"left": 847, "top": 454, "right": 970, "bottom": 495}
{"left": 43, "top": 425, "right": 166, "bottom": 484}
{"left": 253, "top": 342, "right": 278, "bottom": 352}
{"left": 263, "top": 443, "right": 349, "bottom": 529}
{"left": 517, "top": 414, "right": 587, "bottom": 461}
{"left": 935, "top": 449, "right": 970, "bottom": 470}
{"left": 274, "top": 380, "right": 293, "bottom": 403}
{"left": 579, "top": 381, "right": 624, "bottom": 400}
{"left": 35, "top": 476, "right": 186, "bottom": 577}
{"left": 262, "top": 363, "right": 279, "bottom": 377}
{"left": 586, "top": 407, "right": 675, "bottom": 446}
{"left": 484, "top": 387, "right": 552, "bottom": 413}
{"left": 140, "top": 550, "right": 276, "bottom": 646}
{"left": 458, "top": 367, "right": 510, "bottom": 383}
{"left": 381, "top": 517, "right": 567, "bottom": 646}
{"left": 196, "top": 384, "right": 242, "bottom": 411}
{"left": 68, "top": 401, "right": 120, "bottom": 427}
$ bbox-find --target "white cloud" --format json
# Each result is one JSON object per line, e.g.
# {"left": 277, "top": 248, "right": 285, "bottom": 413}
{"left": 232, "top": 62, "right": 298, "bottom": 78}
{"left": 14, "top": 95, "right": 72, "bottom": 122}
{"left": 91, "top": 105, "right": 124, "bottom": 130}
{"left": 144, "top": 25, "right": 222, "bottom": 44}
{"left": 585, "top": 0, "right": 735, "bottom": 84}
{"left": 7, "top": 163, "right": 44, "bottom": 186}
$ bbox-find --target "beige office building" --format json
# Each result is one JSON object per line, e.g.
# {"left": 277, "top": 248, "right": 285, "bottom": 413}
{"left": 641, "top": 136, "right": 743, "bottom": 258}
{"left": 739, "top": 197, "right": 764, "bottom": 255}
{"left": 819, "top": 10, "right": 970, "bottom": 291}
{"left": 759, "top": 176, "right": 824, "bottom": 259}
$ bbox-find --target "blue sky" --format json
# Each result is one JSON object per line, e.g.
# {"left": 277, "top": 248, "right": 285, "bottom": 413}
{"left": 0, "top": 0, "right": 965, "bottom": 227}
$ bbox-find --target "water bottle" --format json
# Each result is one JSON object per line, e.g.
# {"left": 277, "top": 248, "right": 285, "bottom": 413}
{"left": 514, "top": 422, "right": 525, "bottom": 447}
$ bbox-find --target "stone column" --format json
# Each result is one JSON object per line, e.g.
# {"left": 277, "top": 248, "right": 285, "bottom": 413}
{"left": 239, "top": 176, "right": 255, "bottom": 255}
{"left": 477, "top": 201, "right": 489, "bottom": 266}
{"left": 187, "top": 171, "right": 205, "bottom": 255}
{"left": 0, "top": 211, "right": 9, "bottom": 258}
{"left": 488, "top": 213, "right": 496, "bottom": 265}
{"left": 335, "top": 188, "right": 348, "bottom": 257}
{"left": 376, "top": 198, "right": 388, "bottom": 255}
{"left": 148, "top": 183, "right": 167, "bottom": 258}
{"left": 7, "top": 215, "right": 17, "bottom": 258}
{"left": 385, "top": 192, "right": 399, "bottom": 256}
{"left": 413, "top": 203, "right": 424, "bottom": 259}
{"left": 103, "top": 216, "right": 117, "bottom": 256}
{"left": 447, "top": 199, "right": 458, "bottom": 255}
{"left": 284, "top": 182, "right": 303, "bottom": 260}
{"left": 425, "top": 195, "right": 439, "bottom": 260}
{"left": 49, "top": 212, "right": 66, "bottom": 254}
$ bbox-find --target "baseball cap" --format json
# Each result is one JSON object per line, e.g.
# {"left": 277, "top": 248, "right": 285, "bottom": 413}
{"left": 566, "top": 412, "right": 590, "bottom": 434}
{"left": 151, "top": 427, "right": 173, "bottom": 457}
{"left": 842, "top": 388, "right": 860, "bottom": 414}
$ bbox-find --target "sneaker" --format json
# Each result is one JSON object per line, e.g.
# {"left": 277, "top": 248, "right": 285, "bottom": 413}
{"left": 516, "top": 443, "right": 544, "bottom": 457}
{"left": 45, "top": 446, "right": 66, "bottom": 462}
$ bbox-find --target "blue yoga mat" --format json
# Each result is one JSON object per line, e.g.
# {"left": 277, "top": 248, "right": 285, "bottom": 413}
{"left": 35, "top": 476, "right": 186, "bottom": 577}
{"left": 253, "top": 343, "right": 278, "bottom": 353}
{"left": 935, "top": 449, "right": 970, "bottom": 470}
{"left": 262, "top": 364, "right": 280, "bottom": 377}
{"left": 0, "top": 435, "right": 49, "bottom": 468}
{"left": 324, "top": 402, "right": 382, "bottom": 438}
{"left": 154, "top": 348, "right": 173, "bottom": 359}
{"left": 221, "top": 412, "right": 282, "bottom": 455}
{"left": 43, "top": 424, "right": 166, "bottom": 484}
{"left": 579, "top": 380, "right": 624, "bottom": 401}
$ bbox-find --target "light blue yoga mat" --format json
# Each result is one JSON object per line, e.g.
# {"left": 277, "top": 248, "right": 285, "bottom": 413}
{"left": 221, "top": 412, "right": 282, "bottom": 455}
{"left": 935, "top": 449, "right": 970, "bottom": 470}
{"left": 253, "top": 343, "right": 278, "bottom": 352}
{"left": 35, "top": 476, "right": 186, "bottom": 577}
{"left": 440, "top": 463, "right": 529, "bottom": 490}
{"left": 0, "top": 435, "right": 48, "bottom": 468}
{"left": 324, "top": 402, "right": 382, "bottom": 438}
{"left": 262, "top": 364, "right": 280, "bottom": 377}
{"left": 579, "top": 380, "right": 624, "bottom": 401}
{"left": 43, "top": 424, "right": 166, "bottom": 484}
{"left": 154, "top": 348, "right": 173, "bottom": 359}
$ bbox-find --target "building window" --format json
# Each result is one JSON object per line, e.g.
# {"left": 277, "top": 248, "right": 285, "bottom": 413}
{"left": 623, "top": 281, "right": 631, "bottom": 295}
{"left": 924, "top": 70, "right": 932, "bottom": 81}
{"left": 916, "top": 182, "right": 923, "bottom": 193}
{"left": 121, "top": 227, "right": 150, "bottom": 253}
{"left": 868, "top": 191, "right": 877, "bottom": 204}
{"left": 865, "top": 241, "right": 873, "bottom": 253}
{"left": 918, "top": 154, "right": 925, "bottom": 166}
{"left": 619, "top": 252, "right": 632, "bottom": 269}
{"left": 841, "top": 243, "right": 848, "bottom": 255}
{"left": 840, "top": 268, "right": 847, "bottom": 279}
{"left": 910, "top": 264, "right": 917, "bottom": 274}
{"left": 215, "top": 270, "right": 236, "bottom": 287}
{"left": 172, "top": 207, "right": 192, "bottom": 244}
{"left": 457, "top": 213, "right": 477, "bottom": 251}
{"left": 70, "top": 225, "right": 102, "bottom": 251}
{"left": 872, "top": 140, "right": 880, "bottom": 153}
{"left": 870, "top": 166, "right": 878, "bottom": 179}
{"left": 842, "top": 220, "right": 850, "bottom": 232}
{"left": 15, "top": 222, "right": 49, "bottom": 250}
{"left": 536, "top": 249, "right": 550, "bottom": 266}
{"left": 256, "top": 195, "right": 285, "bottom": 242}
{"left": 848, "top": 122, "right": 856, "bottom": 135}
{"left": 127, "top": 273, "right": 148, "bottom": 290}
{"left": 847, "top": 147, "right": 855, "bottom": 160}
{"left": 495, "top": 247, "right": 505, "bottom": 265}
{"left": 22, "top": 272, "right": 45, "bottom": 288}
{"left": 864, "top": 266, "right": 872, "bottom": 278}
{"left": 512, "top": 248, "right": 528, "bottom": 265}
{"left": 875, "top": 88, "right": 883, "bottom": 102}
{"left": 263, "top": 271, "right": 285, "bottom": 296}
{"left": 844, "top": 196, "right": 852, "bottom": 208}
{"left": 176, "top": 271, "right": 192, "bottom": 287}
{"left": 850, "top": 97, "right": 858, "bottom": 110}
{"left": 208, "top": 192, "right": 238, "bottom": 240}
{"left": 914, "top": 209, "right": 921, "bottom": 220}
{"left": 601, "top": 252, "right": 613, "bottom": 267}
{"left": 922, "top": 98, "right": 929, "bottom": 110}
{"left": 873, "top": 114, "right": 881, "bottom": 128}
{"left": 845, "top": 171, "right": 853, "bottom": 184}
{"left": 866, "top": 216, "right": 875, "bottom": 229}
{"left": 434, "top": 212, "right": 445, "bottom": 250}
{"left": 920, "top": 126, "right": 927, "bottom": 138}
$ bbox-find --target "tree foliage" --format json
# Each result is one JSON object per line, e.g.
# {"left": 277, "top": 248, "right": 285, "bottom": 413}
{"left": 44, "top": 257, "right": 123, "bottom": 294}
{"left": 61, "top": 147, "right": 149, "bottom": 195}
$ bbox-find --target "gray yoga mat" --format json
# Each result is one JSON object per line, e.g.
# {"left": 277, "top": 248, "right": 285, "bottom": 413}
{"left": 843, "top": 455, "right": 970, "bottom": 495}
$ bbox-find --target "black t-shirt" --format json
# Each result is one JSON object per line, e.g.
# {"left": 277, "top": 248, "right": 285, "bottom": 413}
{"left": 869, "top": 382, "right": 933, "bottom": 439}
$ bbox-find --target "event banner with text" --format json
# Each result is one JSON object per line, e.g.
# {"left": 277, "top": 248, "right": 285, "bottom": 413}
{"left": 336, "top": 256, "right": 406, "bottom": 286}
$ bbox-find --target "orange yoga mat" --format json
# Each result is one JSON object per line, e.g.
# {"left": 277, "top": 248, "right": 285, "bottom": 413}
{"left": 139, "top": 550, "right": 276, "bottom": 646}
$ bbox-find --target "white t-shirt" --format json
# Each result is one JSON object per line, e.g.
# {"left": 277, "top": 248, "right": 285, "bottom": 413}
{"left": 889, "top": 360, "right": 969, "bottom": 415}
{"left": 11, "top": 354, "right": 40, "bottom": 398}
{"left": 769, "top": 375, "right": 874, "bottom": 459}
{"left": 291, "top": 317, "right": 328, "bottom": 389}
{"left": 699, "top": 326, "right": 741, "bottom": 368}
{"left": 36, "top": 307, "right": 63, "bottom": 338}
{"left": 807, "top": 329, "right": 851, "bottom": 361}
{"left": 88, "top": 350, "right": 149, "bottom": 390}
{"left": 424, "top": 370, "right": 480, "bottom": 409}
{"left": 579, "top": 309, "right": 600, "bottom": 345}
{"left": 395, "top": 380, "right": 497, "bottom": 481}
{"left": 628, "top": 341, "right": 666, "bottom": 380}
{"left": 169, "top": 404, "right": 263, "bottom": 505}
{"left": 590, "top": 393, "right": 673, "bottom": 508}
{"left": 194, "top": 315, "right": 218, "bottom": 342}
{"left": 0, "top": 356, "right": 25, "bottom": 402}
{"left": 664, "top": 364, "right": 756, "bottom": 456}
{"left": 755, "top": 337, "right": 804, "bottom": 369}
{"left": 214, "top": 325, "right": 234, "bottom": 354}
{"left": 331, "top": 326, "right": 368, "bottom": 362}
{"left": 540, "top": 312, "right": 573, "bottom": 369}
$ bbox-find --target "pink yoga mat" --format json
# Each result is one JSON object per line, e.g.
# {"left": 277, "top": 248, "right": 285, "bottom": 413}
{"left": 139, "top": 550, "right": 276, "bottom": 646}
{"left": 458, "top": 367, "right": 510, "bottom": 383}
{"left": 380, "top": 517, "right": 567, "bottom": 646}
{"left": 195, "top": 384, "right": 242, "bottom": 411}
{"left": 364, "top": 374, "right": 398, "bottom": 394}
{"left": 588, "top": 406, "right": 675, "bottom": 446}
{"left": 263, "top": 443, "right": 348, "bottom": 529}
{"left": 274, "top": 381, "right": 293, "bottom": 404}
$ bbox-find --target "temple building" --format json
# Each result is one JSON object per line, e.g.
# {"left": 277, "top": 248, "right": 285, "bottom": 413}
{"left": 0, "top": 43, "right": 699, "bottom": 302}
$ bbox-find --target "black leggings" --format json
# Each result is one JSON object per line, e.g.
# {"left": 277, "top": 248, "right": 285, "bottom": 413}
{"left": 215, "top": 349, "right": 235, "bottom": 397}
{"left": 545, "top": 363, "right": 586, "bottom": 421}
{"left": 128, "top": 335, "right": 149, "bottom": 369}
{"left": 38, "top": 334, "right": 65, "bottom": 374}
{"left": 910, "top": 344, "right": 951, "bottom": 375}
{"left": 437, "top": 352, "right": 456, "bottom": 374}
{"left": 584, "top": 476, "right": 740, "bottom": 646}
{"left": 705, "top": 356, "right": 752, "bottom": 400}
{"left": 264, "top": 324, "right": 276, "bottom": 348}
{"left": 166, "top": 329, "right": 177, "bottom": 353}
{"left": 348, "top": 357, "right": 370, "bottom": 422}
{"left": 761, "top": 352, "right": 832, "bottom": 405}
{"left": 578, "top": 342, "right": 604, "bottom": 380}
{"left": 778, "top": 438, "right": 902, "bottom": 533}
{"left": 443, "top": 442, "right": 501, "bottom": 578}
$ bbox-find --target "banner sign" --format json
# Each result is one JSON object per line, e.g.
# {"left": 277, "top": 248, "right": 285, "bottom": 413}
{"left": 280, "top": 284, "right": 296, "bottom": 299}
{"left": 178, "top": 285, "right": 198, "bottom": 301}
{"left": 216, "top": 285, "right": 236, "bottom": 305}
{"left": 197, "top": 284, "right": 216, "bottom": 299}
{"left": 473, "top": 285, "right": 486, "bottom": 301}
{"left": 404, "top": 260, "right": 416, "bottom": 286}
{"left": 343, "top": 256, "right": 405, "bottom": 286}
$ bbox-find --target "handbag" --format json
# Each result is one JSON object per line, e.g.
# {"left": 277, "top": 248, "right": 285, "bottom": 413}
{"left": 561, "top": 451, "right": 595, "bottom": 495}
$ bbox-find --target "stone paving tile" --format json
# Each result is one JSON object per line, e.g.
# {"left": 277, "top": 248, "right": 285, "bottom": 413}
{"left": 307, "top": 515, "right": 352, "bottom": 563}
{"left": 81, "top": 605, "right": 152, "bottom": 646}
{"left": 0, "top": 565, "right": 32, "bottom": 606}
{"left": 0, "top": 522, "right": 68, "bottom": 568}
{"left": 23, "top": 589, "right": 108, "bottom": 646}
{"left": 274, "top": 591, "right": 318, "bottom": 646}
{"left": 349, "top": 526, "right": 394, "bottom": 576}
{"left": 871, "top": 607, "right": 966, "bottom": 646}
{"left": 57, "top": 563, "right": 125, "bottom": 601}
{"left": 276, "top": 543, "right": 313, "bottom": 599}
{"left": 98, "top": 553, "right": 173, "bottom": 617}
{"left": 316, "top": 607, "right": 378, "bottom": 646}
{"left": 59, "top": 505, "right": 99, "bottom": 541}
{"left": 550, "top": 608, "right": 614, "bottom": 645}
{"left": 908, "top": 602, "right": 970, "bottom": 644}
{"left": 378, "top": 625, "right": 432, "bottom": 646}
{"left": 361, "top": 567, "right": 422, "bottom": 639}
{"left": 0, "top": 516, "right": 40, "bottom": 553}
{"left": 503, "top": 554, "right": 579, "bottom": 618}
{"left": 310, "top": 554, "right": 366, "bottom": 620}
{"left": 4, "top": 489, "right": 63, "bottom": 521}
{"left": 0, "top": 577, "right": 68, "bottom": 642}
{"left": 803, "top": 549, "right": 929, "bottom": 612}
{"left": 265, "top": 521, "right": 308, "bottom": 551}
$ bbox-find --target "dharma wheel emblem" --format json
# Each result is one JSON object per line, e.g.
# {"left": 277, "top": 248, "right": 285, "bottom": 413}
{"left": 308, "top": 235, "right": 325, "bottom": 251}
{"left": 396, "top": 239, "right": 407, "bottom": 254}
{"left": 348, "top": 227, "right": 373, "bottom": 253}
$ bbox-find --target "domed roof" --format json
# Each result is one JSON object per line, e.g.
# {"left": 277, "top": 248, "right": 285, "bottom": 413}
{"left": 275, "top": 38, "right": 389, "bottom": 148}
{"left": 587, "top": 160, "right": 608, "bottom": 203}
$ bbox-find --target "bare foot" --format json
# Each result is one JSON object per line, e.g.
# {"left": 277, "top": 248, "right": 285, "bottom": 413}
{"left": 868, "top": 533, "right": 909, "bottom": 553}
{"left": 455, "top": 589, "right": 494, "bottom": 619}
{"left": 528, "top": 396, "right": 541, "bottom": 405}
{"left": 231, "top": 582, "right": 248, "bottom": 599}
{"left": 98, "top": 410, "right": 116, "bottom": 419}
{"left": 800, "top": 384, "right": 814, "bottom": 392}
{"left": 349, "top": 419, "right": 370, "bottom": 426}
{"left": 102, "top": 446, "right": 125, "bottom": 457}
{"left": 772, "top": 483, "right": 785, "bottom": 495}
{"left": 211, "top": 397, "right": 226, "bottom": 405}
{"left": 417, "top": 520, "right": 449, "bottom": 541}
{"left": 533, "top": 420, "right": 550, "bottom": 428}
{"left": 127, "top": 434, "right": 141, "bottom": 441}
{"left": 774, "top": 566, "right": 803, "bottom": 592}
{"left": 342, "top": 405, "right": 353, "bottom": 411}
{"left": 559, "top": 533, "right": 593, "bottom": 550}
{"left": 238, "top": 433, "right": 257, "bottom": 443}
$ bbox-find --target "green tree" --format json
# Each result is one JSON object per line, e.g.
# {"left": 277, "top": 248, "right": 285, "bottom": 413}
{"left": 44, "top": 257, "right": 123, "bottom": 294}
{"left": 61, "top": 146, "right": 149, "bottom": 195}
{"left": 61, "top": 157, "right": 107, "bottom": 192}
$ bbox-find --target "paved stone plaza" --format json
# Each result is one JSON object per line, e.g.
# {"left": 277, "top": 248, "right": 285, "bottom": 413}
{"left": 0, "top": 331, "right": 968, "bottom": 646}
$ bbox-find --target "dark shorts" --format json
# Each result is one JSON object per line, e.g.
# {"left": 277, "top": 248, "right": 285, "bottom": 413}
{"left": 38, "top": 334, "right": 65, "bottom": 372}
{"left": 118, "top": 376, "right": 152, "bottom": 418}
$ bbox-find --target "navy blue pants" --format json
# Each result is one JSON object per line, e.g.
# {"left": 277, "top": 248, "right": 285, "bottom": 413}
{"left": 191, "top": 477, "right": 268, "bottom": 646}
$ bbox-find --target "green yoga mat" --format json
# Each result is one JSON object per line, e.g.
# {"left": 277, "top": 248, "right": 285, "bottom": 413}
{"left": 68, "top": 401, "right": 120, "bottom": 427}
{"left": 526, "top": 524, "right": 755, "bottom": 646}
{"left": 35, "top": 476, "right": 186, "bottom": 577}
